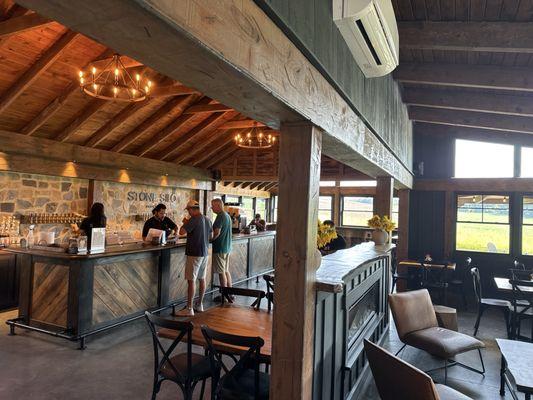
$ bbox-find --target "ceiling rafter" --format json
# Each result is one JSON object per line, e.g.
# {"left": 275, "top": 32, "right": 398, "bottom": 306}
{"left": 0, "top": 29, "right": 78, "bottom": 116}
{"left": 133, "top": 95, "right": 206, "bottom": 157}
{"left": 203, "top": 143, "right": 240, "bottom": 169}
{"left": 175, "top": 128, "right": 233, "bottom": 165}
{"left": 217, "top": 119, "right": 265, "bottom": 130}
{"left": 54, "top": 98, "right": 106, "bottom": 142}
{"left": 21, "top": 48, "right": 114, "bottom": 136}
{"left": 0, "top": 12, "right": 52, "bottom": 39}
{"left": 191, "top": 130, "right": 245, "bottom": 167}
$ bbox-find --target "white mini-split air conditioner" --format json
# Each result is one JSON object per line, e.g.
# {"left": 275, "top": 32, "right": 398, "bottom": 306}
{"left": 333, "top": 0, "right": 399, "bottom": 78}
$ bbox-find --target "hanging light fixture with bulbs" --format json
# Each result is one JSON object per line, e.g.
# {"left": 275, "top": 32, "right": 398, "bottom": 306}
{"left": 234, "top": 123, "right": 276, "bottom": 149}
{"left": 78, "top": 54, "right": 151, "bottom": 102}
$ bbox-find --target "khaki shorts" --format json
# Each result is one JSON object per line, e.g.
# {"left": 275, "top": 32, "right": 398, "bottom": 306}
{"left": 213, "top": 252, "right": 230, "bottom": 274}
{"left": 185, "top": 256, "right": 208, "bottom": 280}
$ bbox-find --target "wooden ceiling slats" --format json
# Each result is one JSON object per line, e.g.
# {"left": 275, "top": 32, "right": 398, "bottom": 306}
{"left": 183, "top": 103, "right": 232, "bottom": 114}
{"left": 133, "top": 95, "right": 205, "bottom": 157}
{"left": 0, "top": 30, "right": 78, "bottom": 116}
{"left": 0, "top": 12, "right": 51, "bottom": 39}
{"left": 54, "top": 98, "right": 106, "bottom": 142}
{"left": 20, "top": 48, "right": 113, "bottom": 136}
{"left": 149, "top": 84, "right": 199, "bottom": 98}
{"left": 217, "top": 119, "right": 264, "bottom": 130}
{"left": 202, "top": 142, "right": 238, "bottom": 169}
{"left": 163, "top": 111, "right": 239, "bottom": 162}
{"left": 190, "top": 130, "right": 242, "bottom": 167}
{"left": 110, "top": 95, "right": 192, "bottom": 153}
{"left": 175, "top": 128, "right": 232, "bottom": 165}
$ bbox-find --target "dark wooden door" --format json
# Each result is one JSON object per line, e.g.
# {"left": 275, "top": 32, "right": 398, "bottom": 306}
{"left": 0, "top": 252, "right": 18, "bottom": 310}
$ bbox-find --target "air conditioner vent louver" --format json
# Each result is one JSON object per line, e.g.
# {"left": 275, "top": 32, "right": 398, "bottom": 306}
{"left": 333, "top": 0, "right": 399, "bottom": 78}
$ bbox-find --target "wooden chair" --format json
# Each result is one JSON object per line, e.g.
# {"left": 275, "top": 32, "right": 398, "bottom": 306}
{"left": 389, "top": 289, "right": 485, "bottom": 384}
{"left": 508, "top": 278, "right": 533, "bottom": 341}
{"left": 144, "top": 311, "right": 211, "bottom": 400}
{"left": 448, "top": 257, "right": 471, "bottom": 309}
{"left": 201, "top": 325, "right": 269, "bottom": 400}
{"left": 219, "top": 287, "right": 265, "bottom": 310}
{"left": 470, "top": 267, "right": 510, "bottom": 337}
{"left": 364, "top": 339, "right": 472, "bottom": 399}
{"left": 262, "top": 274, "right": 274, "bottom": 311}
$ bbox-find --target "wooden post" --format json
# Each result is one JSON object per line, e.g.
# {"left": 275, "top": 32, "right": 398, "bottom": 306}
{"left": 375, "top": 176, "right": 394, "bottom": 218}
{"left": 443, "top": 191, "right": 455, "bottom": 259}
{"left": 397, "top": 189, "right": 410, "bottom": 261}
{"left": 271, "top": 122, "right": 322, "bottom": 400}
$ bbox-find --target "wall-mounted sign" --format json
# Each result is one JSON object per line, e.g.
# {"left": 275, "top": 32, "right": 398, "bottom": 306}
{"left": 127, "top": 191, "right": 179, "bottom": 203}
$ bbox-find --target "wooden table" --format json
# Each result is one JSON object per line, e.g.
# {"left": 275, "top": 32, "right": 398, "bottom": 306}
{"left": 397, "top": 260, "right": 456, "bottom": 293}
{"left": 494, "top": 277, "right": 533, "bottom": 293}
{"left": 497, "top": 338, "right": 533, "bottom": 400}
{"left": 158, "top": 303, "right": 273, "bottom": 361}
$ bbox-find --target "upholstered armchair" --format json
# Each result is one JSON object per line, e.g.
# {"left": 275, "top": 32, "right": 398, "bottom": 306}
{"left": 388, "top": 289, "right": 485, "bottom": 383}
{"left": 364, "top": 339, "right": 472, "bottom": 400}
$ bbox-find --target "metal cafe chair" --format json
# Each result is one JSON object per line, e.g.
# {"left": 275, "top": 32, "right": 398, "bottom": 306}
{"left": 420, "top": 259, "right": 450, "bottom": 305}
{"left": 508, "top": 278, "right": 533, "bottom": 341}
{"left": 262, "top": 274, "right": 275, "bottom": 311}
{"left": 144, "top": 312, "right": 211, "bottom": 400}
{"left": 201, "top": 325, "right": 269, "bottom": 400}
{"left": 470, "top": 267, "right": 511, "bottom": 337}
{"left": 219, "top": 286, "right": 266, "bottom": 310}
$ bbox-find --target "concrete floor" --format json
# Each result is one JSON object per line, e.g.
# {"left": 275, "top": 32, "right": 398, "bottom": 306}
{"left": 0, "top": 289, "right": 527, "bottom": 400}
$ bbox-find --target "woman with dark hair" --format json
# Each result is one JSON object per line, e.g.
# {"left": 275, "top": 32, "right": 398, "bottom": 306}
{"left": 79, "top": 202, "right": 107, "bottom": 247}
{"left": 142, "top": 203, "right": 177, "bottom": 240}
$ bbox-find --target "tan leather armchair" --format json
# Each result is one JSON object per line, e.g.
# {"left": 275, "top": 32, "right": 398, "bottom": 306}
{"left": 364, "top": 339, "right": 472, "bottom": 400}
{"left": 389, "top": 289, "right": 485, "bottom": 383}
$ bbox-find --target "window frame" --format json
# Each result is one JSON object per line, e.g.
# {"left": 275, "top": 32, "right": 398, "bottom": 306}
{"left": 340, "top": 195, "right": 374, "bottom": 228}
{"left": 318, "top": 195, "right": 334, "bottom": 222}
{"left": 453, "top": 138, "right": 515, "bottom": 179}
{"left": 521, "top": 193, "right": 533, "bottom": 256}
{"left": 454, "top": 192, "right": 512, "bottom": 255}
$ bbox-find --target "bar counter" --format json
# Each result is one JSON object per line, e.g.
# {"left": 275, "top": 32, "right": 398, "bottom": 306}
{"left": 4, "top": 231, "right": 275, "bottom": 347}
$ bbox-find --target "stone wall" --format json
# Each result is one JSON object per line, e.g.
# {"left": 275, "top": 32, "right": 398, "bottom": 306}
{"left": 93, "top": 181, "right": 196, "bottom": 239}
{"left": 0, "top": 172, "right": 89, "bottom": 242}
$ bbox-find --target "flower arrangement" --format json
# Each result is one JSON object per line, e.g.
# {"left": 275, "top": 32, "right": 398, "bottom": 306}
{"left": 367, "top": 215, "right": 396, "bottom": 232}
{"left": 317, "top": 220, "right": 337, "bottom": 248}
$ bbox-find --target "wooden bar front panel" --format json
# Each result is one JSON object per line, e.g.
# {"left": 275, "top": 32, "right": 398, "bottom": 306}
{"left": 31, "top": 262, "right": 69, "bottom": 328}
{"left": 168, "top": 247, "right": 213, "bottom": 302}
{"left": 249, "top": 236, "right": 275, "bottom": 276}
{"left": 91, "top": 254, "right": 159, "bottom": 326}
{"left": 229, "top": 240, "right": 248, "bottom": 281}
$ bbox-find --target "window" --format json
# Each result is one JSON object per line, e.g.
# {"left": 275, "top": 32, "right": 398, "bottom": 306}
{"left": 256, "top": 198, "right": 267, "bottom": 221}
{"left": 318, "top": 196, "right": 333, "bottom": 222}
{"left": 455, "top": 139, "right": 514, "bottom": 178}
{"left": 272, "top": 195, "right": 278, "bottom": 222}
{"left": 224, "top": 195, "right": 239, "bottom": 204}
{"left": 521, "top": 147, "right": 533, "bottom": 178}
{"left": 392, "top": 197, "right": 399, "bottom": 228}
{"left": 241, "top": 197, "right": 254, "bottom": 222}
{"left": 456, "top": 194, "right": 510, "bottom": 254}
{"left": 339, "top": 180, "right": 377, "bottom": 187}
{"left": 523, "top": 196, "right": 533, "bottom": 255}
{"left": 320, "top": 181, "right": 336, "bottom": 187}
{"left": 342, "top": 196, "right": 374, "bottom": 227}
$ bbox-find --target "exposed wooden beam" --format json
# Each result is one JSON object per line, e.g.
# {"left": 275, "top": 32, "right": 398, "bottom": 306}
{"left": 221, "top": 175, "right": 278, "bottom": 182}
{"left": 134, "top": 95, "right": 204, "bottom": 157}
{"left": 240, "top": 182, "right": 252, "bottom": 189}
{"left": 84, "top": 100, "right": 151, "bottom": 147}
{"left": 414, "top": 178, "right": 533, "bottom": 192}
{"left": 203, "top": 143, "right": 240, "bottom": 169}
{"left": 54, "top": 99, "right": 106, "bottom": 142}
{"left": 264, "top": 182, "right": 277, "bottom": 191}
{"left": 21, "top": 48, "right": 113, "bottom": 136}
{"left": 150, "top": 84, "right": 199, "bottom": 98}
{"left": 214, "top": 181, "right": 270, "bottom": 198}
{"left": 176, "top": 128, "right": 234, "bottom": 165}
{"left": 394, "top": 63, "right": 533, "bottom": 92}
{"left": 402, "top": 87, "right": 533, "bottom": 117}
{"left": 217, "top": 119, "right": 265, "bottom": 129}
{"left": 409, "top": 106, "right": 533, "bottom": 135}
{"left": 0, "top": 12, "right": 51, "bottom": 38}
{"left": 0, "top": 30, "right": 78, "bottom": 115}
{"left": 183, "top": 103, "right": 231, "bottom": 114}
{"left": 0, "top": 129, "right": 212, "bottom": 190}
{"left": 399, "top": 21, "right": 533, "bottom": 53}
{"left": 111, "top": 95, "right": 194, "bottom": 153}
{"left": 249, "top": 182, "right": 262, "bottom": 190}
{"left": 191, "top": 133, "right": 239, "bottom": 167}
{"left": 164, "top": 111, "right": 238, "bottom": 162}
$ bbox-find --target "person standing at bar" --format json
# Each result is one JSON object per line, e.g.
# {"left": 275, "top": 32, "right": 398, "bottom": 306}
{"left": 211, "top": 198, "right": 233, "bottom": 288}
{"left": 142, "top": 203, "right": 177, "bottom": 241}
{"left": 175, "top": 200, "right": 212, "bottom": 317}
{"left": 79, "top": 202, "right": 107, "bottom": 248}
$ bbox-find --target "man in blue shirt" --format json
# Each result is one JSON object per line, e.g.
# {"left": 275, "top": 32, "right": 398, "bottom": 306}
{"left": 211, "top": 198, "right": 233, "bottom": 288}
{"left": 175, "top": 200, "right": 212, "bottom": 317}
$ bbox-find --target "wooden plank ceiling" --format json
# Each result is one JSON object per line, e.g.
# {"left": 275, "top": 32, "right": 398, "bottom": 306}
{"left": 393, "top": 0, "right": 533, "bottom": 136}
{"left": 0, "top": 2, "right": 281, "bottom": 183}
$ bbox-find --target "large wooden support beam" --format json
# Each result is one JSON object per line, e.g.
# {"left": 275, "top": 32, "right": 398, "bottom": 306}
{"left": 217, "top": 120, "right": 265, "bottom": 130}
{"left": 0, "top": 30, "right": 78, "bottom": 115}
{"left": 397, "top": 189, "right": 409, "bottom": 261}
{"left": 0, "top": 12, "right": 52, "bottom": 38}
{"left": 409, "top": 106, "right": 533, "bottom": 135}
{"left": 0, "top": 130, "right": 211, "bottom": 189}
{"left": 395, "top": 63, "right": 533, "bottom": 92}
{"left": 403, "top": 87, "right": 533, "bottom": 117}
{"left": 55, "top": 99, "right": 106, "bottom": 142}
{"left": 272, "top": 122, "right": 321, "bottom": 400}
{"left": 399, "top": 21, "right": 533, "bottom": 53}
{"left": 375, "top": 176, "right": 394, "bottom": 218}
{"left": 20, "top": 0, "right": 412, "bottom": 187}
